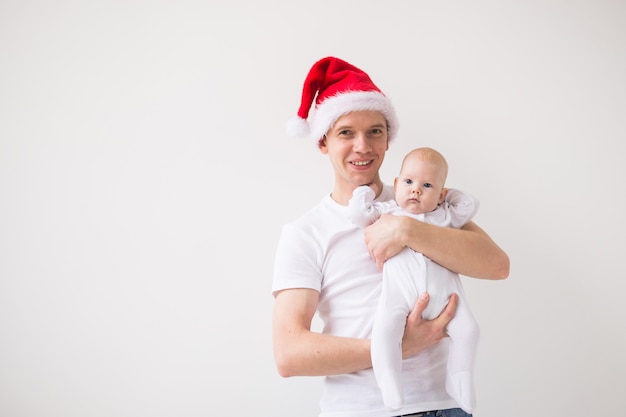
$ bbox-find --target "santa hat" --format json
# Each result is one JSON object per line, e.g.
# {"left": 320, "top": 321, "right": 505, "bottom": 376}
{"left": 286, "top": 56, "right": 399, "bottom": 143}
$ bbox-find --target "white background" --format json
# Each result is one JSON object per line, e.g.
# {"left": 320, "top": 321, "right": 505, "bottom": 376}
{"left": 1, "top": 1, "right": 625, "bottom": 416}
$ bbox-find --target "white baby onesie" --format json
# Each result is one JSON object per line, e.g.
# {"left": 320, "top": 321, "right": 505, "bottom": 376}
{"left": 348, "top": 186, "right": 480, "bottom": 413}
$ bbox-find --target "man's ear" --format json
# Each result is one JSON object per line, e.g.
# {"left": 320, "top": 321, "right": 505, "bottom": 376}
{"left": 439, "top": 187, "right": 449, "bottom": 204}
{"left": 318, "top": 136, "right": 328, "bottom": 154}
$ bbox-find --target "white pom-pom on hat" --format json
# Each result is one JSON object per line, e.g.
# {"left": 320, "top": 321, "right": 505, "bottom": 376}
{"left": 286, "top": 115, "right": 310, "bottom": 139}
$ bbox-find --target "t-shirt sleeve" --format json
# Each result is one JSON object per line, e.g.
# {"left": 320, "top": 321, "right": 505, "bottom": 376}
{"left": 271, "top": 223, "right": 323, "bottom": 297}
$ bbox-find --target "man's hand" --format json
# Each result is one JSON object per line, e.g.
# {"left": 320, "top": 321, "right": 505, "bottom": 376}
{"left": 401, "top": 292, "right": 458, "bottom": 359}
{"left": 363, "top": 214, "right": 410, "bottom": 270}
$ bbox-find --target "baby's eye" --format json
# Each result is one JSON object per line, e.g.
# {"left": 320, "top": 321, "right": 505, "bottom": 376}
{"left": 405, "top": 179, "right": 413, "bottom": 185}
{"left": 423, "top": 183, "right": 432, "bottom": 188}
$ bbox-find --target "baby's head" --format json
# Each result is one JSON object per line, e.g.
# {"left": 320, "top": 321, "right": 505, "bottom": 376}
{"left": 394, "top": 147, "right": 448, "bottom": 215}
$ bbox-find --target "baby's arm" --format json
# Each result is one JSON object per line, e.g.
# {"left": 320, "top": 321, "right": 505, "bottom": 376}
{"left": 440, "top": 188, "right": 480, "bottom": 229}
{"left": 348, "top": 185, "right": 383, "bottom": 228}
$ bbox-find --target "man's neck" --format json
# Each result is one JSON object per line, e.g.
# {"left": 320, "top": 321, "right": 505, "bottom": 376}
{"left": 331, "top": 179, "right": 384, "bottom": 206}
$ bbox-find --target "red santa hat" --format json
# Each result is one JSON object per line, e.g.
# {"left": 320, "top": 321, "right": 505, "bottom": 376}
{"left": 286, "top": 56, "right": 399, "bottom": 143}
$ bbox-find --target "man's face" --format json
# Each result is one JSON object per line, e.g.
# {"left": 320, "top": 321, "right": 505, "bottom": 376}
{"left": 319, "top": 111, "right": 389, "bottom": 203}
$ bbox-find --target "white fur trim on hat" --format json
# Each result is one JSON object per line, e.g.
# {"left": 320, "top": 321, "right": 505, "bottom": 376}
{"left": 309, "top": 90, "right": 398, "bottom": 143}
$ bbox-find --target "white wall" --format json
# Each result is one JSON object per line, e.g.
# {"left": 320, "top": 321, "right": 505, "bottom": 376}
{"left": 1, "top": 1, "right": 624, "bottom": 416}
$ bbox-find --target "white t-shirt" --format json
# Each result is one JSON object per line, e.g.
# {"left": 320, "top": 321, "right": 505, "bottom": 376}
{"left": 272, "top": 186, "right": 458, "bottom": 417}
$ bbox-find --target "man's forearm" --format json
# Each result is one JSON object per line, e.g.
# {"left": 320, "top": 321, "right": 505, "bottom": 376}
{"left": 403, "top": 218, "right": 509, "bottom": 279}
{"left": 275, "top": 331, "right": 372, "bottom": 377}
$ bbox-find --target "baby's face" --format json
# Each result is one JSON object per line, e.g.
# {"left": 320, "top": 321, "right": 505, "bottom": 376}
{"left": 394, "top": 158, "right": 446, "bottom": 215}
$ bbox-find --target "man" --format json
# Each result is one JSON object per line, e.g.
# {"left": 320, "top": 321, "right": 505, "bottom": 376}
{"left": 272, "top": 56, "right": 509, "bottom": 417}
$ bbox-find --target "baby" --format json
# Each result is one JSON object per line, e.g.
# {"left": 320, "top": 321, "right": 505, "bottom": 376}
{"left": 348, "top": 147, "right": 480, "bottom": 413}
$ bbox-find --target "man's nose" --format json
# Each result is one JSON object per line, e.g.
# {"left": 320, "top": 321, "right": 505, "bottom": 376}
{"left": 353, "top": 133, "right": 372, "bottom": 152}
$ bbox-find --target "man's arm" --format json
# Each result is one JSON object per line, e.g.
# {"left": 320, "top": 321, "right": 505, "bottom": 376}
{"left": 273, "top": 288, "right": 370, "bottom": 377}
{"left": 272, "top": 288, "right": 457, "bottom": 377}
{"left": 364, "top": 216, "right": 509, "bottom": 279}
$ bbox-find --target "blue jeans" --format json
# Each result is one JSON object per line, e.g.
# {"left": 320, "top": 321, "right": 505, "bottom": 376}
{"left": 398, "top": 408, "right": 472, "bottom": 417}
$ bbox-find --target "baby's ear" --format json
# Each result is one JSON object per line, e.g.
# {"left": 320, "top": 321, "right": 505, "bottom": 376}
{"left": 439, "top": 187, "right": 449, "bottom": 204}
